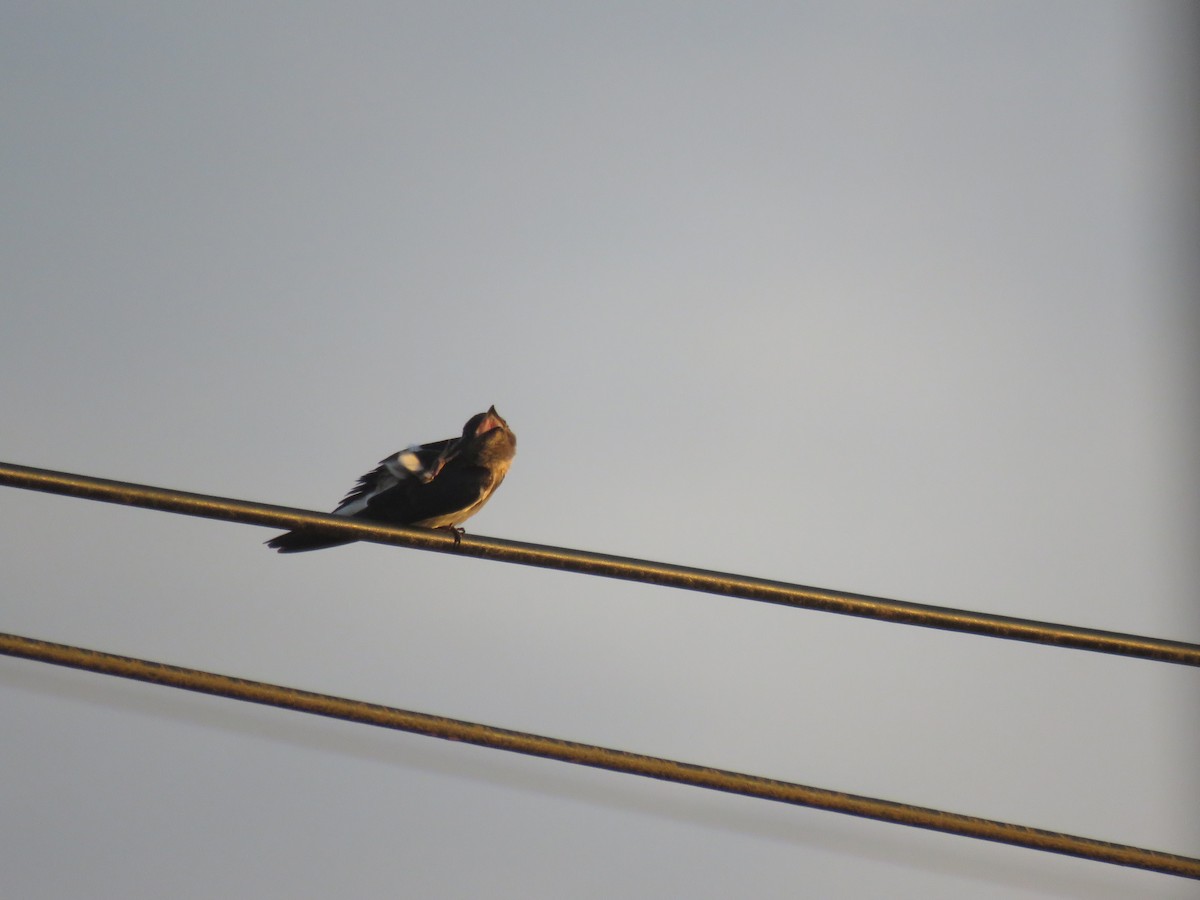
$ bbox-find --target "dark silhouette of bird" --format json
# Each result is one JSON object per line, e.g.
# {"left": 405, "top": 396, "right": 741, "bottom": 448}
{"left": 267, "top": 406, "right": 516, "bottom": 553}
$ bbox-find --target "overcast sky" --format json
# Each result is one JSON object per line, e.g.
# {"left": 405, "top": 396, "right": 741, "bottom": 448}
{"left": 2, "top": 3, "right": 1197, "bottom": 898}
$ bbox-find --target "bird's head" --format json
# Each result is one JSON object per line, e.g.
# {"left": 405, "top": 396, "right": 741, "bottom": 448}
{"left": 463, "top": 406, "right": 516, "bottom": 465}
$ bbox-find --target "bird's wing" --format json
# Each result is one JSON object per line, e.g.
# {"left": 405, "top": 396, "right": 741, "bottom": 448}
{"left": 360, "top": 464, "right": 496, "bottom": 528}
{"left": 333, "top": 437, "right": 457, "bottom": 515}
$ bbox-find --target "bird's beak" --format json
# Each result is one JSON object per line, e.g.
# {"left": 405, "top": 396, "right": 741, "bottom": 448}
{"left": 475, "top": 406, "right": 506, "bottom": 435}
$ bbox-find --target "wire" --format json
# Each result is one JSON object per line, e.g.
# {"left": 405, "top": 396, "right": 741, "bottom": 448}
{"left": 1, "top": 631, "right": 1196, "bottom": 880}
{"left": 2, "top": 460, "right": 1198, "bottom": 666}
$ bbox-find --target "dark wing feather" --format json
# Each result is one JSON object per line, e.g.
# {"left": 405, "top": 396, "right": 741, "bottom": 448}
{"left": 336, "top": 437, "right": 458, "bottom": 511}
{"left": 360, "top": 464, "right": 494, "bottom": 526}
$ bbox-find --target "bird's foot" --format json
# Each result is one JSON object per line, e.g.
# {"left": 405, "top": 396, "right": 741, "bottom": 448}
{"left": 439, "top": 525, "right": 465, "bottom": 547}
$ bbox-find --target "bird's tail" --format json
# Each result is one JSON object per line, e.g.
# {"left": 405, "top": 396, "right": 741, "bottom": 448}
{"left": 265, "top": 530, "right": 357, "bottom": 554}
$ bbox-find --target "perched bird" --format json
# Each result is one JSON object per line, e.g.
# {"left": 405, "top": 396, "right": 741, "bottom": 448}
{"left": 267, "top": 406, "right": 516, "bottom": 553}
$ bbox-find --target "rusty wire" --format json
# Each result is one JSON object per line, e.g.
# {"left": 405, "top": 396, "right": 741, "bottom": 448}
{"left": 1, "top": 631, "right": 1197, "bottom": 880}
{"left": 1, "top": 461, "right": 1198, "bottom": 666}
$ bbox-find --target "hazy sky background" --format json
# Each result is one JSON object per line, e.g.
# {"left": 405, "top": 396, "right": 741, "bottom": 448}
{"left": 2, "top": 3, "right": 1197, "bottom": 898}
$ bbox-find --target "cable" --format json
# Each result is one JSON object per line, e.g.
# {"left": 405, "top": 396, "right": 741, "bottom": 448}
{"left": 1, "top": 631, "right": 1196, "bottom": 880}
{"left": 1, "top": 460, "right": 1198, "bottom": 666}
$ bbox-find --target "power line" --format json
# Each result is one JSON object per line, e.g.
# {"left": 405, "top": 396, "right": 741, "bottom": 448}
{"left": 2, "top": 631, "right": 1196, "bottom": 881}
{"left": 2, "top": 460, "right": 1198, "bottom": 666}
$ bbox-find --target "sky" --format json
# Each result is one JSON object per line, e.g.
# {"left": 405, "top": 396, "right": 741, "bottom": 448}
{"left": 2, "top": 3, "right": 1197, "bottom": 898}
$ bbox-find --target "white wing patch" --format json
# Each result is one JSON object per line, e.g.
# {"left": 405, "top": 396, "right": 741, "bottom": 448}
{"left": 391, "top": 450, "right": 424, "bottom": 475}
{"left": 334, "top": 489, "right": 383, "bottom": 517}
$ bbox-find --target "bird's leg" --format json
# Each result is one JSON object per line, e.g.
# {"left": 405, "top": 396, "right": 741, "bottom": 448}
{"left": 438, "top": 525, "right": 465, "bottom": 547}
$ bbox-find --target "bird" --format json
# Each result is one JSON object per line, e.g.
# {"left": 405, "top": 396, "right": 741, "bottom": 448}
{"left": 267, "top": 406, "right": 516, "bottom": 553}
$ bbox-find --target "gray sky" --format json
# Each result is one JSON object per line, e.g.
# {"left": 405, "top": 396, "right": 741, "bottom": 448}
{"left": 2, "top": 3, "right": 1197, "bottom": 898}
